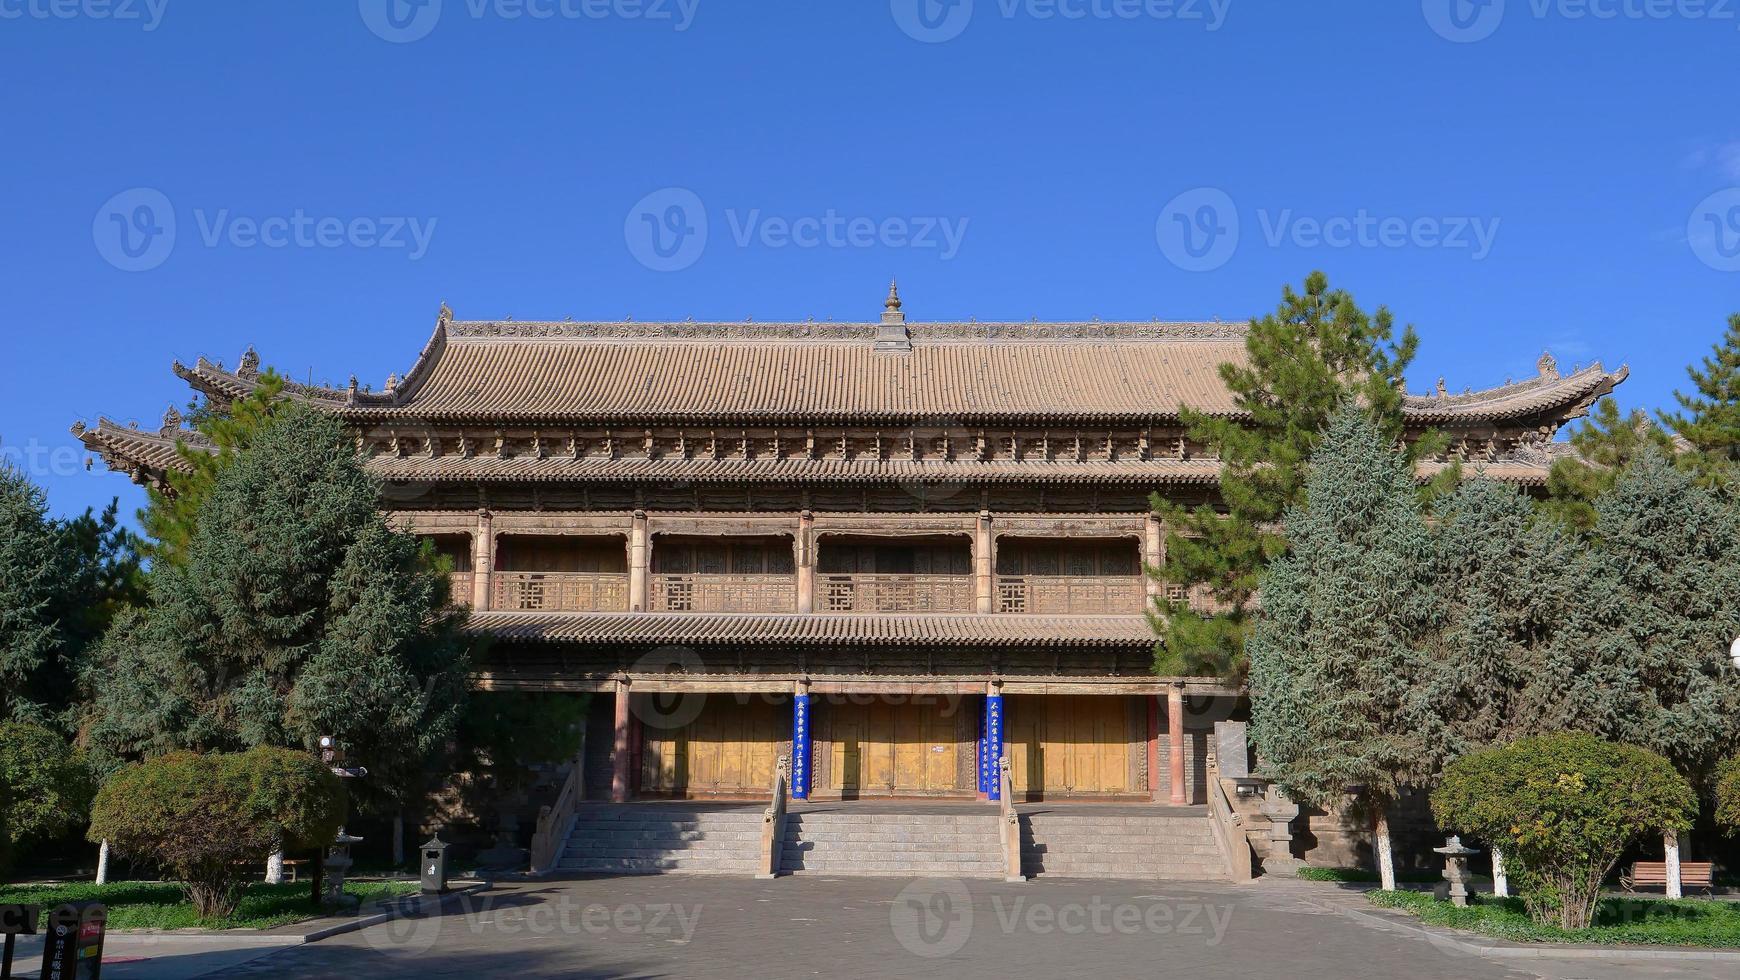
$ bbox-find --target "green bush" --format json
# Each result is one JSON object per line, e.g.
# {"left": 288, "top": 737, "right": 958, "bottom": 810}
{"left": 1718, "top": 757, "right": 1740, "bottom": 833}
{"left": 87, "top": 746, "right": 344, "bottom": 918}
{"left": 0, "top": 723, "right": 95, "bottom": 877}
{"left": 1433, "top": 733, "right": 1695, "bottom": 930}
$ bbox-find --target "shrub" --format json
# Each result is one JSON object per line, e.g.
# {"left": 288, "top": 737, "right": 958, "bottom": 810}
{"left": 0, "top": 723, "right": 95, "bottom": 874}
{"left": 1718, "top": 757, "right": 1740, "bottom": 833}
{"left": 87, "top": 746, "right": 344, "bottom": 918}
{"left": 1433, "top": 733, "right": 1695, "bottom": 930}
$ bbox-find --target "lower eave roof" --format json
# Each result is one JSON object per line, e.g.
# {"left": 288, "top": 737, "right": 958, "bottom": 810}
{"left": 465, "top": 611, "right": 1159, "bottom": 649}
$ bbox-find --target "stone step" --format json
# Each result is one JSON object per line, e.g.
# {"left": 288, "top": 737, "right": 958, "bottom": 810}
{"left": 566, "top": 828, "right": 764, "bottom": 841}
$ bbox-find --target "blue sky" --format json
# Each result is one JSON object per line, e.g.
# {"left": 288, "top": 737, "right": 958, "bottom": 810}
{"left": 3, "top": 1, "right": 1738, "bottom": 520}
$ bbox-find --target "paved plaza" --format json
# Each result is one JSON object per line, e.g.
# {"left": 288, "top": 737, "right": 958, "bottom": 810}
{"left": 191, "top": 875, "right": 1720, "bottom": 980}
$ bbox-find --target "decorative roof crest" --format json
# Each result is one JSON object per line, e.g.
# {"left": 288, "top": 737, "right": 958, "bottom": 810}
{"left": 1537, "top": 350, "right": 1558, "bottom": 380}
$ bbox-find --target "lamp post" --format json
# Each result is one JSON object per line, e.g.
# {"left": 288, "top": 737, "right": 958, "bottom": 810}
{"left": 313, "top": 735, "right": 368, "bottom": 913}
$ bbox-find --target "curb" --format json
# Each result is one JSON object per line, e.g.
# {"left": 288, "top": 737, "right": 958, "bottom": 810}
{"left": 1338, "top": 903, "right": 1740, "bottom": 963}
{"left": 300, "top": 881, "right": 492, "bottom": 943}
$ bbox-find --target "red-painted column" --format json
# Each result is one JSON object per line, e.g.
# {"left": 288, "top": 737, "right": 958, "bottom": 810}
{"left": 1168, "top": 684, "right": 1187, "bottom": 806}
{"left": 611, "top": 679, "right": 632, "bottom": 803}
{"left": 1147, "top": 695, "right": 1162, "bottom": 803}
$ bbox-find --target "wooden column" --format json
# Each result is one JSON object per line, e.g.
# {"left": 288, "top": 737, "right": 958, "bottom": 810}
{"left": 1147, "top": 695, "right": 1162, "bottom": 803}
{"left": 628, "top": 510, "right": 649, "bottom": 612}
{"left": 796, "top": 511, "right": 815, "bottom": 614}
{"left": 974, "top": 510, "right": 994, "bottom": 614}
{"left": 471, "top": 509, "right": 495, "bottom": 611}
{"left": 1167, "top": 683, "right": 1187, "bottom": 806}
{"left": 1143, "top": 512, "right": 1163, "bottom": 604}
{"left": 610, "top": 678, "right": 632, "bottom": 803}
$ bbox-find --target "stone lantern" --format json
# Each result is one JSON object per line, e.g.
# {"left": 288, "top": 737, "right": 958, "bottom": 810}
{"left": 1433, "top": 836, "right": 1480, "bottom": 907}
{"left": 322, "top": 827, "right": 365, "bottom": 913}
{"left": 1257, "top": 786, "right": 1303, "bottom": 875}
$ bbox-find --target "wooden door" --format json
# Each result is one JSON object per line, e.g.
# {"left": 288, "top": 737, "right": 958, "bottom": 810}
{"left": 824, "top": 698, "right": 964, "bottom": 796}
{"left": 1006, "top": 696, "right": 1134, "bottom": 799}
{"left": 640, "top": 696, "right": 783, "bottom": 797}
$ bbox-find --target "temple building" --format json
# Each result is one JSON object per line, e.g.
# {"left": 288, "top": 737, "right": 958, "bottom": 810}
{"left": 75, "top": 284, "right": 1625, "bottom": 876}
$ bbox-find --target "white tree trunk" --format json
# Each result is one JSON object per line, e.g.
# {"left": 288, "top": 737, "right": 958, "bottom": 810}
{"left": 265, "top": 849, "right": 285, "bottom": 885}
{"left": 96, "top": 840, "right": 110, "bottom": 884}
{"left": 1665, "top": 830, "right": 1682, "bottom": 899}
{"left": 1491, "top": 847, "right": 1509, "bottom": 898}
{"left": 392, "top": 812, "right": 405, "bottom": 867}
{"left": 1373, "top": 807, "right": 1396, "bottom": 892}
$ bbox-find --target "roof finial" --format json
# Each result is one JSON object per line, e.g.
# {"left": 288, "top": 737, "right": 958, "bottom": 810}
{"left": 876, "top": 276, "right": 910, "bottom": 352}
{"left": 885, "top": 277, "right": 902, "bottom": 312}
{"left": 160, "top": 405, "right": 182, "bottom": 436}
{"left": 237, "top": 346, "right": 260, "bottom": 379}
{"left": 1537, "top": 350, "right": 1559, "bottom": 380}
{"left": 438, "top": 301, "right": 453, "bottom": 325}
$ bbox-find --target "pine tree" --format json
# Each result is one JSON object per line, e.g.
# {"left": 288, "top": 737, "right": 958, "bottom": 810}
{"left": 1663, "top": 312, "right": 1740, "bottom": 487}
{"left": 1152, "top": 271, "right": 1441, "bottom": 682}
{"left": 1246, "top": 409, "right": 1444, "bottom": 890}
{"left": 1586, "top": 447, "right": 1740, "bottom": 777}
{"left": 1542, "top": 398, "right": 1676, "bottom": 532}
{"left": 82, "top": 404, "right": 471, "bottom": 807}
{"left": 0, "top": 465, "right": 69, "bottom": 725}
{"left": 141, "top": 370, "right": 286, "bottom": 565}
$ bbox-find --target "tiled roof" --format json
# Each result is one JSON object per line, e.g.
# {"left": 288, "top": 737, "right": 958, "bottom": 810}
{"left": 71, "top": 418, "right": 1562, "bottom": 488}
{"left": 170, "top": 318, "right": 1626, "bottom": 426}
{"left": 465, "top": 611, "right": 1157, "bottom": 648}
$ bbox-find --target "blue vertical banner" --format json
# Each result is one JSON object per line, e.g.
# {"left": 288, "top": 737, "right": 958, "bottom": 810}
{"left": 976, "top": 699, "right": 989, "bottom": 794}
{"left": 790, "top": 693, "right": 811, "bottom": 799}
{"left": 985, "top": 693, "right": 1004, "bottom": 802}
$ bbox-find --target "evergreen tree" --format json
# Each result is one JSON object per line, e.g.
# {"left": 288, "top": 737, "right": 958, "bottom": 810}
{"left": 1247, "top": 409, "right": 1444, "bottom": 890}
{"left": 0, "top": 464, "right": 69, "bottom": 725}
{"left": 1585, "top": 447, "right": 1740, "bottom": 777}
{"left": 82, "top": 404, "right": 471, "bottom": 809}
{"left": 1152, "top": 271, "right": 1441, "bottom": 682}
{"left": 1663, "top": 312, "right": 1740, "bottom": 487}
{"left": 141, "top": 370, "right": 285, "bottom": 565}
{"left": 1542, "top": 398, "right": 1676, "bottom": 532}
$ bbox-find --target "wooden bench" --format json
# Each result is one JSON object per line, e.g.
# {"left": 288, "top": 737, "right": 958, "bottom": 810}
{"left": 1620, "top": 861, "right": 1715, "bottom": 894}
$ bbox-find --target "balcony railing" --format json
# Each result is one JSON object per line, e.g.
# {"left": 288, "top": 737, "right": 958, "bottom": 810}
{"left": 995, "top": 575, "right": 1146, "bottom": 615}
{"left": 491, "top": 571, "right": 630, "bottom": 613}
{"left": 449, "top": 573, "right": 474, "bottom": 607}
{"left": 650, "top": 574, "right": 796, "bottom": 613}
{"left": 819, "top": 574, "right": 974, "bottom": 613}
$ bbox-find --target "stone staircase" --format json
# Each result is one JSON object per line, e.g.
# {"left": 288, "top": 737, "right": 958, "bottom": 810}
{"left": 555, "top": 803, "right": 765, "bottom": 875}
{"left": 1019, "top": 807, "right": 1229, "bottom": 880}
{"left": 780, "top": 807, "right": 1007, "bottom": 877}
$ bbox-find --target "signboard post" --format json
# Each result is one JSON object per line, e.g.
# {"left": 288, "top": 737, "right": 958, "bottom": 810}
{"left": 38, "top": 903, "right": 104, "bottom": 980}
{"left": 1, "top": 904, "right": 40, "bottom": 980}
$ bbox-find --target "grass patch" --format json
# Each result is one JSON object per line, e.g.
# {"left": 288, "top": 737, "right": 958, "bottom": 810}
{"left": 1369, "top": 889, "right": 1740, "bottom": 948}
{"left": 1296, "top": 866, "right": 1443, "bottom": 884}
{"left": 0, "top": 880, "right": 418, "bottom": 931}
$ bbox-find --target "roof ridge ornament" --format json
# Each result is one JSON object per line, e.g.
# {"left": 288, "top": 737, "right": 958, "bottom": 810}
{"left": 876, "top": 277, "right": 911, "bottom": 353}
{"left": 1537, "top": 350, "right": 1559, "bottom": 380}
{"left": 160, "top": 405, "right": 182, "bottom": 436}
{"left": 237, "top": 347, "right": 260, "bottom": 380}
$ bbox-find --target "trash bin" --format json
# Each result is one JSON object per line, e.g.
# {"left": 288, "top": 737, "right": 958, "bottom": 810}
{"left": 421, "top": 834, "right": 451, "bottom": 895}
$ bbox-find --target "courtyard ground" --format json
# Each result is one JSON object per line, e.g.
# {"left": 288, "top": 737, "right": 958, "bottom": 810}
{"left": 181, "top": 874, "right": 1728, "bottom": 980}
